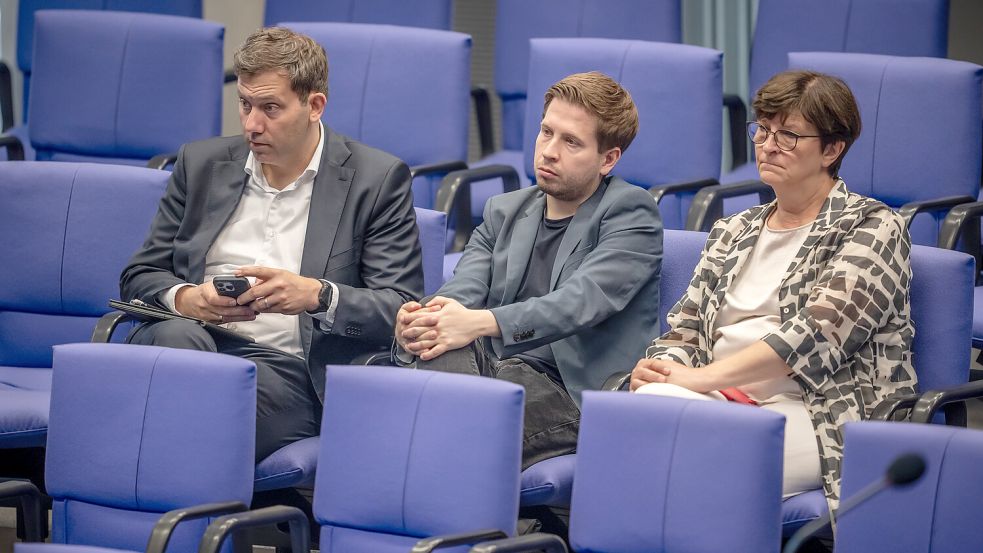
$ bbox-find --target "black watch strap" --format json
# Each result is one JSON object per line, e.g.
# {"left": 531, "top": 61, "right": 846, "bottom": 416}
{"left": 308, "top": 279, "right": 333, "bottom": 315}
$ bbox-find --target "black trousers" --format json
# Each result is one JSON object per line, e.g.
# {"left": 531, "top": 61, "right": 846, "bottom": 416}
{"left": 128, "top": 319, "right": 321, "bottom": 462}
{"left": 417, "top": 340, "right": 580, "bottom": 470}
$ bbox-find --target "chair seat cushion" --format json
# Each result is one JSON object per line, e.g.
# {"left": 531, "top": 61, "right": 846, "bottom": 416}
{"left": 0, "top": 366, "right": 53, "bottom": 391}
{"left": 520, "top": 454, "right": 575, "bottom": 508}
{"left": 254, "top": 436, "right": 320, "bottom": 492}
{"left": 973, "top": 287, "right": 983, "bottom": 348}
{"left": 16, "top": 543, "right": 139, "bottom": 553}
{"left": 781, "top": 489, "right": 827, "bottom": 537}
{"left": 0, "top": 388, "right": 50, "bottom": 448}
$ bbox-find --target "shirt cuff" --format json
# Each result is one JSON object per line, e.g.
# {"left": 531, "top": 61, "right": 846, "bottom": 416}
{"left": 310, "top": 281, "right": 340, "bottom": 332}
{"left": 161, "top": 283, "right": 195, "bottom": 314}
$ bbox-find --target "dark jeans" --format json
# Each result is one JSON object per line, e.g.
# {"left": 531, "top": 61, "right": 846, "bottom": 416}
{"left": 128, "top": 319, "right": 322, "bottom": 462}
{"left": 417, "top": 340, "right": 580, "bottom": 470}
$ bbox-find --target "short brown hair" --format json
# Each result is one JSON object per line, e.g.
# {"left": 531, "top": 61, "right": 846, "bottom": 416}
{"left": 753, "top": 70, "right": 861, "bottom": 177}
{"left": 233, "top": 27, "right": 328, "bottom": 102}
{"left": 543, "top": 71, "right": 639, "bottom": 153}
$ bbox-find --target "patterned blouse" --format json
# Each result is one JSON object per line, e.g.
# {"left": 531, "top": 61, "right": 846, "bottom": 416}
{"left": 646, "top": 180, "right": 916, "bottom": 510}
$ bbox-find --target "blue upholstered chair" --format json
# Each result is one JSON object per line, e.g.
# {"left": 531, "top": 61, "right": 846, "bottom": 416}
{"left": 0, "top": 10, "right": 223, "bottom": 167}
{"left": 472, "top": 391, "right": 785, "bottom": 553}
{"left": 1, "top": 343, "right": 255, "bottom": 553}
{"left": 265, "top": 0, "right": 452, "bottom": 29}
{"left": 283, "top": 22, "right": 471, "bottom": 209}
{"left": 0, "top": 162, "right": 169, "bottom": 451}
{"left": 201, "top": 365, "right": 524, "bottom": 553}
{"left": 691, "top": 53, "right": 982, "bottom": 249}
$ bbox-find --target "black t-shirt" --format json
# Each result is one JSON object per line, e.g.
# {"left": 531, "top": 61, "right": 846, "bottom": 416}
{"left": 513, "top": 213, "right": 572, "bottom": 385}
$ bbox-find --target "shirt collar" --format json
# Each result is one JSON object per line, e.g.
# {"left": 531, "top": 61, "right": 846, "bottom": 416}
{"left": 244, "top": 121, "right": 325, "bottom": 192}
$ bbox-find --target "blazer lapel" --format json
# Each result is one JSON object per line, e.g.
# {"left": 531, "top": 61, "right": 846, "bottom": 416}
{"left": 187, "top": 142, "right": 250, "bottom": 281}
{"left": 705, "top": 206, "right": 769, "bottom": 335}
{"left": 549, "top": 179, "right": 608, "bottom": 289}
{"left": 299, "top": 128, "right": 354, "bottom": 279}
{"left": 501, "top": 195, "right": 545, "bottom": 304}
{"left": 781, "top": 179, "right": 849, "bottom": 280}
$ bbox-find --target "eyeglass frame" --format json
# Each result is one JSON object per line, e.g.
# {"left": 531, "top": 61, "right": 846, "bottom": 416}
{"left": 746, "top": 121, "right": 823, "bottom": 152}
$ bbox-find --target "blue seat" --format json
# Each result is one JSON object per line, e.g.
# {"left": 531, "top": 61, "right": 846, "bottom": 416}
{"left": 7, "top": 342, "right": 255, "bottom": 553}
{"left": 0, "top": 162, "right": 169, "bottom": 450}
{"left": 283, "top": 22, "right": 470, "bottom": 209}
{"left": 473, "top": 392, "right": 785, "bottom": 553}
{"left": 265, "top": 0, "right": 452, "bottom": 29}
{"left": 15, "top": 10, "right": 223, "bottom": 167}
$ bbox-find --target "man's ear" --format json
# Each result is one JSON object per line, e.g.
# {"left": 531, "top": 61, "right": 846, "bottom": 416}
{"left": 308, "top": 92, "right": 327, "bottom": 122}
{"left": 821, "top": 140, "right": 845, "bottom": 170}
{"left": 599, "top": 147, "right": 622, "bottom": 176}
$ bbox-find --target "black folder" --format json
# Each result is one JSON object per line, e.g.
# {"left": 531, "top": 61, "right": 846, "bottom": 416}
{"left": 109, "top": 299, "right": 254, "bottom": 344}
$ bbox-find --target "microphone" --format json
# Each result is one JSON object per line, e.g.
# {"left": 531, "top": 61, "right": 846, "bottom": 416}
{"left": 782, "top": 453, "right": 926, "bottom": 553}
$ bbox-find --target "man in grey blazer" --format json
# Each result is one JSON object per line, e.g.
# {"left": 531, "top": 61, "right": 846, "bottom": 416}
{"left": 122, "top": 28, "right": 423, "bottom": 461}
{"left": 397, "top": 72, "right": 662, "bottom": 467}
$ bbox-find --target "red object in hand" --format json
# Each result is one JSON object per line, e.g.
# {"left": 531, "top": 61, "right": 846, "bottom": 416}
{"left": 718, "top": 387, "right": 758, "bottom": 405}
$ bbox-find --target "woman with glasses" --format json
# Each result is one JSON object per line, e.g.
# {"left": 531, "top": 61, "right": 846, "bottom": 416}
{"left": 629, "top": 70, "right": 915, "bottom": 513}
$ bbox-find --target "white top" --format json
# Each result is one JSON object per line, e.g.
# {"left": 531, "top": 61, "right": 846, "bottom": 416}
{"left": 712, "top": 218, "right": 811, "bottom": 401}
{"left": 162, "top": 123, "right": 337, "bottom": 357}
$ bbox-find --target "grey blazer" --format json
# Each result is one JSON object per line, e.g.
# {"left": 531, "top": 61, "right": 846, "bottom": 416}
{"left": 121, "top": 129, "right": 424, "bottom": 400}
{"left": 438, "top": 176, "right": 663, "bottom": 404}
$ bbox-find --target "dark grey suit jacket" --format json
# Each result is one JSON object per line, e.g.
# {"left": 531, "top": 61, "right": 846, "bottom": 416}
{"left": 437, "top": 176, "right": 663, "bottom": 404}
{"left": 121, "top": 129, "right": 424, "bottom": 400}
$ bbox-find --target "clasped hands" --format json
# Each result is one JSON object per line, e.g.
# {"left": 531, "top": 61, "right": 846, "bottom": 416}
{"left": 629, "top": 357, "right": 713, "bottom": 393}
{"left": 174, "top": 266, "right": 322, "bottom": 324}
{"left": 395, "top": 296, "right": 498, "bottom": 361}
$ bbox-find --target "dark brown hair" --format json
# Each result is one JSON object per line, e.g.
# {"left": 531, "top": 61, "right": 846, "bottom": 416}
{"left": 233, "top": 27, "right": 328, "bottom": 102}
{"left": 543, "top": 71, "right": 639, "bottom": 153}
{"left": 753, "top": 70, "right": 861, "bottom": 177}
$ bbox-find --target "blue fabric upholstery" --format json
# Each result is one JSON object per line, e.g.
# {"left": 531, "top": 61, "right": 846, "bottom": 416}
{"left": 254, "top": 436, "right": 319, "bottom": 492}
{"left": 315, "top": 365, "right": 523, "bottom": 553}
{"left": 413, "top": 208, "right": 448, "bottom": 296}
{"left": 284, "top": 22, "right": 470, "bottom": 209}
{"left": 518, "top": 454, "right": 575, "bottom": 509}
{"left": 27, "top": 10, "right": 222, "bottom": 164}
{"left": 836, "top": 421, "right": 983, "bottom": 553}
{"left": 43, "top": 343, "right": 255, "bottom": 553}
{"left": 569, "top": 392, "right": 784, "bottom": 553}
{"left": 18, "top": 544, "right": 138, "bottom": 553}
{"left": 265, "top": 0, "right": 451, "bottom": 29}
{"left": 0, "top": 162, "right": 168, "bottom": 448}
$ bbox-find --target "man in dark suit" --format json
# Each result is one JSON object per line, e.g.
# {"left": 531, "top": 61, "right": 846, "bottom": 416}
{"left": 122, "top": 27, "right": 423, "bottom": 461}
{"left": 396, "top": 72, "right": 663, "bottom": 468}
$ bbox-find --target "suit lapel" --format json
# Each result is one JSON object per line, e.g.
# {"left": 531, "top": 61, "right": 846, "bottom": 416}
{"left": 299, "top": 128, "right": 354, "bottom": 279}
{"left": 501, "top": 195, "right": 545, "bottom": 304}
{"left": 549, "top": 179, "right": 607, "bottom": 289}
{"left": 188, "top": 141, "right": 250, "bottom": 281}
{"left": 705, "top": 205, "right": 769, "bottom": 335}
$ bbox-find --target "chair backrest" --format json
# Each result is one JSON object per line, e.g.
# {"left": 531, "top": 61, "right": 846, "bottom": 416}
{"left": 27, "top": 10, "right": 223, "bottom": 165}
{"left": 522, "top": 38, "right": 722, "bottom": 229}
{"left": 570, "top": 392, "right": 784, "bottom": 553}
{"left": 787, "top": 52, "right": 982, "bottom": 246}
{"left": 45, "top": 343, "right": 255, "bottom": 552}
{"left": 16, "top": 0, "right": 203, "bottom": 122}
{"left": 314, "top": 365, "right": 523, "bottom": 553}
{"left": 659, "top": 230, "right": 707, "bottom": 335}
{"left": 750, "top": 0, "right": 948, "bottom": 100}
{"left": 836, "top": 421, "right": 983, "bottom": 553}
{"left": 496, "top": 0, "right": 681, "bottom": 151}
{"left": 909, "top": 245, "right": 974, "bottom": 393}
{"left": 0, "top": 162, "right": 168, "bottom": 368}
{"left": 266, "top": 0, "right": 452, "bottom": 29}
{"left": 414, "top": 207, "right": 448, "bottom": 296}
{"left": 285, "top": 22, "right": 470, "bottom": 208}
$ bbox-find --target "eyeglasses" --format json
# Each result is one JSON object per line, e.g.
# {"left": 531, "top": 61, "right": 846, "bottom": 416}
{"left": 746, "top": 121, "right": 822, "bottom": 152}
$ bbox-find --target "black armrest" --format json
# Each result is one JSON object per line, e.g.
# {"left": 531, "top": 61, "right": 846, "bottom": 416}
{"left": 350, "top": 349, "right": 393, "bottom": 365}
{"left": 601, "top": 371, "right": 631, "bottom": 392}
{"left": 0, "top": 134, "right": 25, "bottom": 161}
{"left": 145, "top": 501, "right": 247, "bottom": 553}
{"left": 411, "top": 529, "right": 507, "bottom": 553}
{"left": 0, "top": 61, "right": 13, "bottom": 132}
{"left": 0, "top": 480, "right": 45, "bottom": 542}
{"left": 410, "top": 160, "right": 469, "bottom": 180}
{"left": 723, "top": 93, "right": 748, "bottom": 169}
{"left": 147, "top": 153, "right": 178, "bottom": 170}
{"left": 869, "top": 393, "right": 920, "bottom": 421}
{"left": 909, "top": 380, "right": 983, "bottom": 425}
{"left": 224, "top": 68, "right": 237, "bottom": 84}
{"left": 472, "top": 85, "right": 495, "bottom": 158}
{"left": 436, "top": 165, "right": 522, "bottom": 252}
{"left": 91, "top": 311, "right": 133, "bottom": 343}
{"left": 896, "top": 195, "right": 977, "bottom": 231}
{"left": 686, "top": 180, "right": 775, "bottom": 232}
{"left": 648, "top": 177, "right": 720, "bottom": 204}
{"left": 469, "top": 533, "right": 568, "bottom": 553}
{"left": 198, "top": 505, "right": 310, "bottom": 553}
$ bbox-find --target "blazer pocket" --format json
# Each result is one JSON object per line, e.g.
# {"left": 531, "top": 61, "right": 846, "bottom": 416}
{"left": 325, "top": 238, "right": 363, "bottom": 271}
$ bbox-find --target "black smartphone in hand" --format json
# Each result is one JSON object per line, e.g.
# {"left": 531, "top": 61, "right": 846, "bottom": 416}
{"left": 213, "top": 275, "right": 251, "bottom": 298}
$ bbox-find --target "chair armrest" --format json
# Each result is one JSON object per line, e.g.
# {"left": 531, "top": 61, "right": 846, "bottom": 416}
{"left": 601, "top": 371, "right": 631, "bottom": 391}
{"left": 909, "top": 380, "right": 983, "bottom": 424}
{"left": 436, "top": 165, "right": 522, "bottom": 251}
{"left": 147, "top": 153, "right": 178, "bottom": 170}
{"left": 146, "top": 501, "right": 248, "bottom": 553}
{"left": 0, "top": 481, "right": 44, "bottom": 542}
{"left": 91, "top": 311, "right": 134, "bottom": 343}
{"left": 0, "top": 134, "right": 25, "bottom": 161}
{"left": 411, "top": 529, "right": 508, "bottom": 553}
{"left": 410, "top": 160, "right": 469, "bottom": 180}
{"left": 469, "top": 533, "right": 568, "bottom": 553}
{"left": 723, "top": 93, "right": 748, "bottom": 169}
{"left": 349, "top": 349, "right": 393, "bottom": 365}
{"left": 686, "top": 180, "right": 775, "bottom": 232}
{"left": 869, "top": 393, "right": 920, "bottom": 421}
{"left": 223, "top": 68, "right": 236, "bottom": 84}
{"left": 198, "top": 505, "right": 309, "bottom": 553}
{"left": 896, "top": 195, "right": 977, "bottom": 231}
{"left": 648, "top": 177, "right": 720, "bottom": 204}
{"left": 938, "top": 200, "right": 983, "bottom": 250}
{"left": 472, "top": 85, "right": 495, "bottom": 157}
{"left": 0, "top": 61, "right": 13, "bottom": 132}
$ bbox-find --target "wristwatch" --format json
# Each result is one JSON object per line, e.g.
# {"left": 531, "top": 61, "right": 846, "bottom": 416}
{"left": 307, "top": 279, "right": 333, "bottom": 314}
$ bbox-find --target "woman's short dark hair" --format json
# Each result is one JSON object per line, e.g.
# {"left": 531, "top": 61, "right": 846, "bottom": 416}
{"left": 753, "top": 70, "right": 862, "bottom": 177}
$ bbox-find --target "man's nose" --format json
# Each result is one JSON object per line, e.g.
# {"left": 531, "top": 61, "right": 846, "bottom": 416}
{"left": 243, "top": 109, "right": 264, "bottom": 133}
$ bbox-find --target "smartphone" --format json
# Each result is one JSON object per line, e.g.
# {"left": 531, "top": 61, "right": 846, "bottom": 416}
{"left": 213, "top": 275, "right": 251, "bottom": 298}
